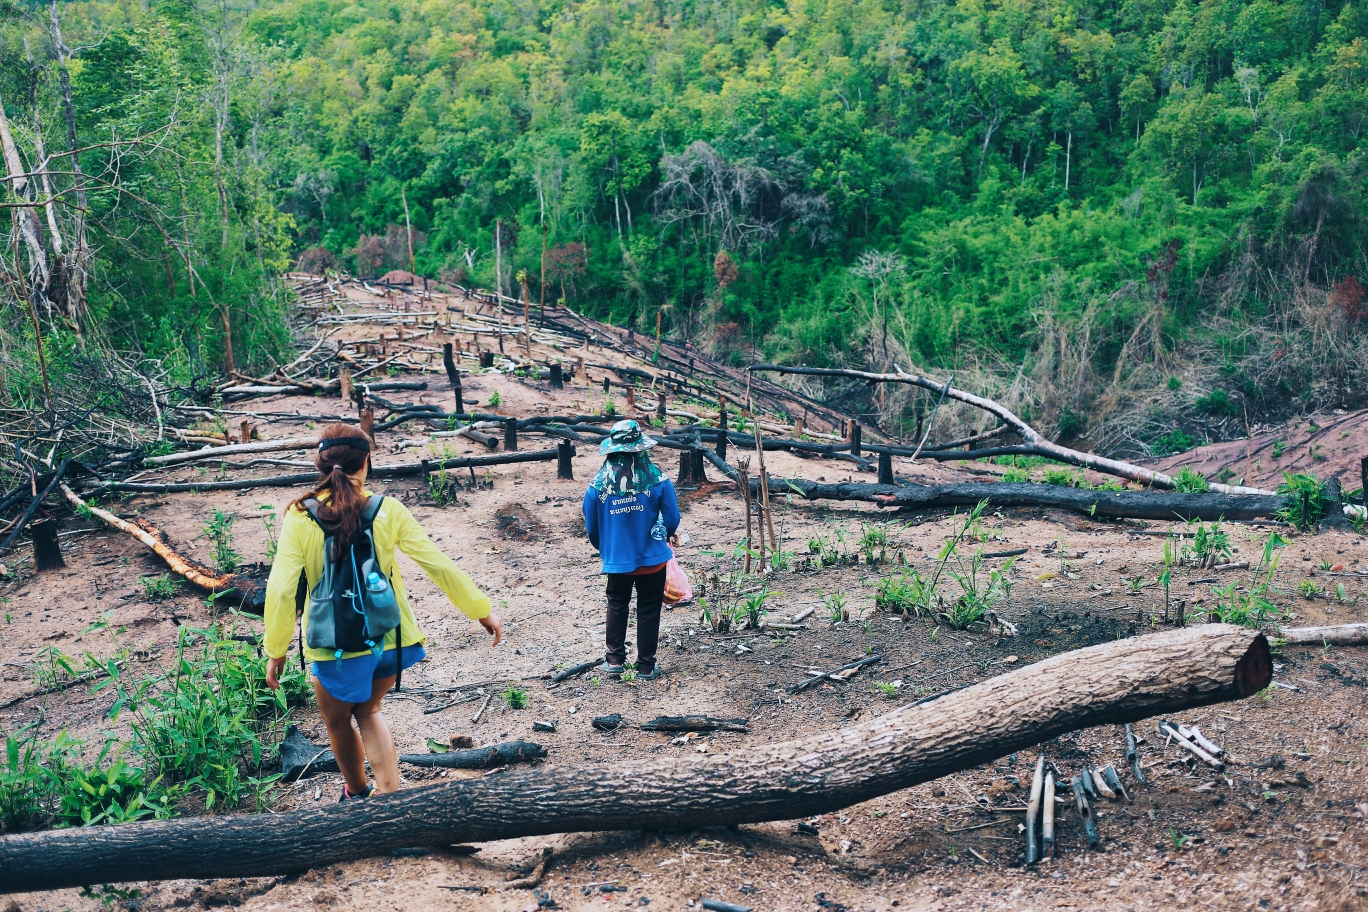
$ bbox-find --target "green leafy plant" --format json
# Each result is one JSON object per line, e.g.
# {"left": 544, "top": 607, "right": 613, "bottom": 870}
{"left": 201, "top": 509, "right": 241, "bottom": 574}
{"left": 1124, "top": 575, "right": 1147, "bottom": 594}
{"left": 1296, "top": 579, "right": 1320, "bottom": 599}
{"left": 1275, "top": 473, "right": 1327, "bottom": 528}
{"left": 1184, "top": 519, "right": 1231, "bottom": 569}
{"left": 874, "top": 570, "right": 931, "bottom": 617}
{"left": 873, "top": 682, "right": 900, "bottom": 698}
{"left": 502, "top": 686, "right": 529, "bottom": 709}
{"left": 1271, "top": 440, "right": 1286, "bottom": 458}
{"left": 1159, "top": 539, "right": 1174, "bottom": 622}
{"left": 1171, "top": 467, "right": 1209, "bottom": 493}
{"left": 427, "top": 467, "right": 460, "bottom": 506}
{"left": 823, "top": 591, "right": 849, "bottom": 623}
{"left": 944, "top": 551, "right": 1014, "bottom": 630}
{"left": 737, "top": 587, "right": 776, "bottom": 629}
{"left": 257, "top": 505, "right": 279, "bottom": 564}
{"left": 106, "top": 621, "right": 308, "bottom": 812}
{"left": 1199, "top": 555, "right": 1285, "bottom": 629}
{"left": 1001, "top": 466, "right": 1030, "bottom": 483}
{"left": 487, "top": 390, "right": 502, "bottom": 407}
{"left": 858, "top": 523, "right": 892, "bottom": 563}
{"left": 141, "top": 574, "right": 180, "bottom": 600}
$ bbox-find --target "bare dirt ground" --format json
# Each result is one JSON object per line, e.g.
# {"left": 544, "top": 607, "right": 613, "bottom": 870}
{"left": 3, "top": 290, "right": 1367, "bottom": 912}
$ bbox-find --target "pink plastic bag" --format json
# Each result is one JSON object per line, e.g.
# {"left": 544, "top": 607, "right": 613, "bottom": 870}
{"left": 663, "top": 551, "right": 693, "bottom": 604}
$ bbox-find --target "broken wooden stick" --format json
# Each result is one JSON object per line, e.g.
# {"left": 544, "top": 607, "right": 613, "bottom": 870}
{"left": 1089, "top": 764, "right": 1117, "bottom": 800}
{"left": 549, "top": 660, "right": 599, "bottom": 684}
{"left": 1159, "top": 720, "right": 1224, "bottom": 770}
{"left": 471, "top": 692, "right": 494, "bottom": 724}
{"left": 1025, "top": 755, "right": 1045, "bottom": 865}
{"left": 1070, "top": 775, "right": 1103, "bottom": 850}
{"left": 1181, "top": 724, "right": 1224, "bottom": 758}
{"left": 787, "top": 654, "right": 882, "bottom": 693}
{"left": 1100, "top": 764, "right": 1130, "bottom": 803}
{"left": 1041, "top": 772, "right": 1056, "bottom": 857}
{"left": 1124, "top": 723, "right": 1147, "bottom": 785}
{"left": 501, "top": 845, "right": 553, "bottom": 890}
{"left": 639, "top": 716, "right": 750, "bottom": 734}
{"left": 0, "top": 625, "right": 1271, "bottom": 891}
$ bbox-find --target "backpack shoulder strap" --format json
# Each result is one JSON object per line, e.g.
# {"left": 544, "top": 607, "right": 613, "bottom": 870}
{"left": 300, "top": 498, "right": 325, "bottom": 529}
{"left": 360, "top": 495, "right": 385, "bottom": 527}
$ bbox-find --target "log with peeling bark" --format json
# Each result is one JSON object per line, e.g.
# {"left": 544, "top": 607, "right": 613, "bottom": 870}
{"left": 0, "top": 625, "right": 1270, "bottom": 891}
{"left": 59, "top": 484, "right": 264, "bottom": 608}
{"left": 748, "top": 364, "right": 1275, "bottom": 496}
{"left": 1278, "top": 624, "right": 1368, "bottom": 647}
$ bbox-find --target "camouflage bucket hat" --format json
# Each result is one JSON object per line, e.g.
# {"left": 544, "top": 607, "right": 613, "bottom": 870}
{"left": 598, "top": 419, "right": 657, "bottom": 455}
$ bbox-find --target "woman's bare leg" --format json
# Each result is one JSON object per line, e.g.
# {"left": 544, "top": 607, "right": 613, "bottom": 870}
{"left": 353, "top": 674, "right": 401, "bottom": 793}
{"left": 313, "top": 677, "right": 368, "bottom": 794}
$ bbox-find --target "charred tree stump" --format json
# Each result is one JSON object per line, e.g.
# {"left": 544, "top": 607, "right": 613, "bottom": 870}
{"left": 1361, "top": 456, "right": 1367, "bottom": 508}
{"left": 849, "top": 420, "right": 862, "bottom": 457}
{"left": 690, "top": 447, "right": 706, "bottom": 484}
{"left": 0, "top": 626, "right": 1270, "bottom": 891}
{"left": 549, "top": 363, "right": 563, "bottom": 389}
{"left": 557, "top": 441, "right": 575, "bottom": 480}
{"left": 717, "top": 398, "right": 728, "bottom": 459}
{"left": 442, "top": 343, "right": 464, "bottom": 414}
{"left": 504, "top": 418, "right": 518, "bottom": 452}
{"left": 877, "top": 452, "right": 894, "bottom": 485}
{"left": 678, "top": 452, "right": 693, "bottom": 484}
{"left": 479, "top": 351, "right": 495, "bottom": 368}
{"left": 1318, "top": 476, "right": 1356, "bottom": 532}
{"left": 31, "top": 518, "right": 64, "bottom": 571}
{"left": 657, "top": 393, "right": 667, "bottom": 422}
{"left": 602, "top": 376, "right": 610, "bottom": 393}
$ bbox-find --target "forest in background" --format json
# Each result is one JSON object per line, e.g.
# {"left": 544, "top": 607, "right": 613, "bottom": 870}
{"left": 1, "top": 0, "right": 1367, "bottom": 456}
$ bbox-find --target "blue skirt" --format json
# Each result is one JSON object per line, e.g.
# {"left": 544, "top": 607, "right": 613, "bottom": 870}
{"left": 312, "top": 644, "right": 426, "bottom": 703}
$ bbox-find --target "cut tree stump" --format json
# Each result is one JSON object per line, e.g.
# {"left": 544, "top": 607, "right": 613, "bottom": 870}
{"left": 31, "top": 518, "right": 64, "bottom": 571}
{"left": 0, "top": 625, "right": 1270, "bottom": 892}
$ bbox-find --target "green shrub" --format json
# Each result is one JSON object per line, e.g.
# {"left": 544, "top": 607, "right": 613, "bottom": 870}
{"left": 141, "top": 574, "right": 180, "bottom": 599}
{"left": 1275, "top": 473, "right": 1327, "bottom": 528}
{"left": 1171, "top": 468, "right": 1209, "bottom": 493}
{"left": 502, "top": 686, "right": 528, "bottom": 709}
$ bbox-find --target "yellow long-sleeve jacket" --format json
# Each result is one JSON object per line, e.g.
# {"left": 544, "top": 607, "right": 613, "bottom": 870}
{"left": 264, "top": 491, "right": 490, "bottom": 662}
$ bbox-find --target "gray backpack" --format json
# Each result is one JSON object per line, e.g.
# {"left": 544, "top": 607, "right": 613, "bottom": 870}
{"left": 300, "top": 495, "right": 405, "bottom": 685}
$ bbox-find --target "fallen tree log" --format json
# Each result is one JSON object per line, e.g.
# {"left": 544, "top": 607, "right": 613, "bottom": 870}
{"left": 0, "top": 624, "right": 1270, "bottom": 891}
{"left": 58, "top": 484, "right": 265, "bottom": 608}
{"left": 142, "top": 436, "right": 315, "bottom": 467}
{"left": 698, "top": 451, "right": 1288, "bottom": 522}
{"left": 86, "top": 449, "right": 562, "bottom": 494}
{"left": 1277, "top": 624, "right": 1368, "bottom": 647}
{"left": 639, "top": 716, "right": 750, "bottom": 733}
{"left": 398, "top": 741, "right": 548, "bottom": 770}
{"left": 748, "top": 364, "right": 1274, "bottom": 496}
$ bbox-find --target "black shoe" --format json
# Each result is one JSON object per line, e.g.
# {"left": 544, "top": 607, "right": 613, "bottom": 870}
{"left": 339, "top": 783, "right": 376, "bottom": 801}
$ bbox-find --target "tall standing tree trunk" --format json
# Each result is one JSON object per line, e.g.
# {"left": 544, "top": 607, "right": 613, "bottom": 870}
{"left": 49, "top": 0, "right": 87, "bottom": 326}
{"left": 1064, "top": 131, "right": 1072, "bottom": 191}
{"left": 495, "top": 219, "right": 503, "bottom": 301}
{"left": 0, "top": 102, "right": 51, "bottom": 316}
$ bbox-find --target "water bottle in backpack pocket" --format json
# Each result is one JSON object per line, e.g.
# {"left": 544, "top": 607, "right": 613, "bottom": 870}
{"left": 302, "top": 495, "right": 403, "bottom": 663}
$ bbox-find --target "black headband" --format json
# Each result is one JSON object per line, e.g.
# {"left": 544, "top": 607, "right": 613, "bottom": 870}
{"left": 319, "top": 437, "right": 371, "bottom": 453}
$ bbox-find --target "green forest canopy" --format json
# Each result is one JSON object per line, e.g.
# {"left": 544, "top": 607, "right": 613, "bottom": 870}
{"left": 4, "top": 0, "right": 1367, "bottom": 452}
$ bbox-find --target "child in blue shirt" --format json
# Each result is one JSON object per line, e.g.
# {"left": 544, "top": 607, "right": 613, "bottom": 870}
{"left": 582, "top": 420, "right": 680, "bottom": 680}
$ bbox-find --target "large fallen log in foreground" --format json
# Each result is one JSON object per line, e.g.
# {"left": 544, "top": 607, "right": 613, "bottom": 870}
{"left": 0, "top": 625, "right": 1269, "bottom": 892}
{"left": 700, "top": 450, "right": 1288, "bottom": 522}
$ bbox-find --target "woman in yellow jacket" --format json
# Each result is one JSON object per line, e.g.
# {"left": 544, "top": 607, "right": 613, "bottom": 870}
{"left": 264, "top": 424, "right": 501, "bottom": 799}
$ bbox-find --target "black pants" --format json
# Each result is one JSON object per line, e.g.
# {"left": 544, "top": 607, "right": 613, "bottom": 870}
{"left": 604, "top": 567, "right": 666, "bottom": 672}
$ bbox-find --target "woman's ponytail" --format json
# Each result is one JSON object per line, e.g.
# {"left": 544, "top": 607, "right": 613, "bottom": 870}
{"left": 291, "top": 423, "right": 373, "bottom": 549}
